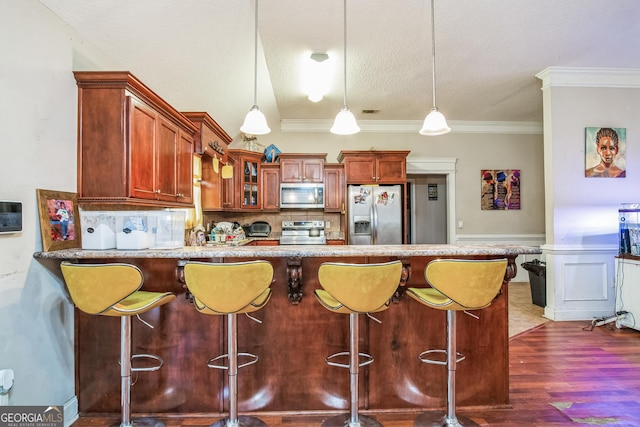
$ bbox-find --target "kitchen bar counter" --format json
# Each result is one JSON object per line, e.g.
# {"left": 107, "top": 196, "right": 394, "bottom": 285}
{"left": 34, "top": 243, "right": 539, "bottom": 260}
{"left": 34, "top": 244, "right": 540, "bottom": 418}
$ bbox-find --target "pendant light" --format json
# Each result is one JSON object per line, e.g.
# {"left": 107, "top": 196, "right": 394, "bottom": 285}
{"left": 240, "top": 0, "right": 271, "bottom": 135}
{"left": 330, "top": 0, "right": 360, "bottom": 135}
{"left": 419, "top": 0, "right": 450, "bottom": 136}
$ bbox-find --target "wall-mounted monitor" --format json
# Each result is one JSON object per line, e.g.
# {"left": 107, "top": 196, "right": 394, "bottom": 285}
{"left": 0, "top": 201, "right": 22, "bottom": 234}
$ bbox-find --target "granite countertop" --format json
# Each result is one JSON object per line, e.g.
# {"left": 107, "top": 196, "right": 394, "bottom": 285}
{"left": 33, "top": 244, "right": 541, "bottom": 260}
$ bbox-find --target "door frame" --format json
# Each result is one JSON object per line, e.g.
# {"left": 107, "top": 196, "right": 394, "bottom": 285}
{"left": 406, "top": 157, "right": 457, "bottom": 244}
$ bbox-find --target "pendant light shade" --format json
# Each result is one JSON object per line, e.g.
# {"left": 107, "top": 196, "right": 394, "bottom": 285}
{"left": 331, "top": 0, "right": 360, "bottom": 135}
{"left": 420, "top": 107, "right": 450, "bottom": 136}
{"left": 241, "top": 0, "right": 270, "bottom": 136}
{"left": 420, "top": 0, "right": 450, "bottom": 136}
{"left": 330, "top": 106, "right": 360, "bottom": 135}
{"left": 240, "top": 105, "right": 270, "bottom": 135}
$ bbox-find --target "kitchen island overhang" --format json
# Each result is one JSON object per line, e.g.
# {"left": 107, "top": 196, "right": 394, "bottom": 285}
{"left": 34, "top": 244, "right": 541, "bottom": 417}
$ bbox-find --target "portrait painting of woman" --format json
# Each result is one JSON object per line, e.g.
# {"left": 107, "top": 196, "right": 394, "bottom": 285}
{"left": 585, "top": 127, "right": 626, "bottom": 178}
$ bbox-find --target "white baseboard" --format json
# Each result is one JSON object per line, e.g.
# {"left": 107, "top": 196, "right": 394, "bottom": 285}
{"left": 64, "top": 396, "right": 78, "bottom": 427}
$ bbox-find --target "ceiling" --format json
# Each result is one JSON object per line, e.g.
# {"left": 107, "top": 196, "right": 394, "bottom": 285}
{"left": 39, "top": 0, "right": 640, "bottom": 139}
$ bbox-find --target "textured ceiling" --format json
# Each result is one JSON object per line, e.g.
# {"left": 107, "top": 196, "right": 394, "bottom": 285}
{"left": 39, "top": 0, "right": 640, "bottom": 138}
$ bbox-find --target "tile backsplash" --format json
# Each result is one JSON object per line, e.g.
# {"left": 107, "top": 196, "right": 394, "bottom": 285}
{"left": 203, "top": 211, "right": 342, "bottom": 233}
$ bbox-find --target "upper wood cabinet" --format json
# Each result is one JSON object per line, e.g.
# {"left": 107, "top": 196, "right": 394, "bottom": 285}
{"left": 324, "top": 164, "right": 345, "bottom": 212}
{"left": 74, "top": 71, "right": 197, "bottom": 207}
{"left": 227, "top": 149, "right": 263, "bottom": 210}
{"left": 221, "top": 155, "right": 236, "bottom": 210}
{"left": 182, "top": 112, "right": 231, "bottom": 160}
{"left": 261, "top": 163, "right": 280, "bottom": 211}
{"left": 337, "top": 150, "right": 410, "bottom": 184}
{"left": 184, "top": 112, "right": 232, "bottom": 211}
{"left": 279, "top": 153, "right": 326, "bottom": 183}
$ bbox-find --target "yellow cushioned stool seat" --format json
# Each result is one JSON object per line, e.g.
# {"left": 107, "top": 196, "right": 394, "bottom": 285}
{"left": 315, "top": 260, "right": 403, "bottom": 427}
{"left": 182, "top": 260, "right": 274, "bottom": 427}
{"left": 60, "top": 261, "right": 175, "bottom": 427}
{"left": 406, "top": 258, "right": 508, "bottom": 427}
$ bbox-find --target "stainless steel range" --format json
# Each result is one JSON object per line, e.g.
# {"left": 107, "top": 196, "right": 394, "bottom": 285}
{"left": 279, "top": 220, "right": 326, "bottom": 245}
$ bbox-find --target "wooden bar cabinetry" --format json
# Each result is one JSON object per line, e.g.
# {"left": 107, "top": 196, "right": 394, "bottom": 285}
{"left": 74, "top": 71, "right": 197, "bottom": 207}
{"left": 32, "top": 245, "right": 533, "bottom": 418}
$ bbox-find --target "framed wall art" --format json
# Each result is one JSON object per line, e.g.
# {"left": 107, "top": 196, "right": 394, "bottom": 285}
{"left": 36, "top": 189, "right": 81, "bottom": 251}
{"left": 481, "top": 169, "right": 521, "bottom": 210}
{"left": 585, "top": 127, "right": 626, "bottom": 178}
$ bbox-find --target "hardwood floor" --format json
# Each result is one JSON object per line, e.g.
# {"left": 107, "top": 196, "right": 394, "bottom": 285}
{"left": 72, "top": 321, "right": 640, "bottom": 426}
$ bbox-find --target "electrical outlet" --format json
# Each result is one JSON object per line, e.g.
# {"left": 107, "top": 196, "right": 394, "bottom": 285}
{"left": 326, "top": 221, "right": 330, "bottom": 229}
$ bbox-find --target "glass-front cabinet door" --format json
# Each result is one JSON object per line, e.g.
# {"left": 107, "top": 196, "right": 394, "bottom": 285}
{"left": 227, "top": 149, "right": 262, "bottom": 210}
{"left": 242, "top": 158, "right": 259, "bottom": 208}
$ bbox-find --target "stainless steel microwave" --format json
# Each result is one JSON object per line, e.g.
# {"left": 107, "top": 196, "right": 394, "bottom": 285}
{"left": 280, "top": 183, "right": 324, "bottom": 209}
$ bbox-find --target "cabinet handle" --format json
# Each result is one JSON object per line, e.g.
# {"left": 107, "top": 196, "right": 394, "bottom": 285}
{"left": 156, "top": 189, "right": 161, "bottom": 194}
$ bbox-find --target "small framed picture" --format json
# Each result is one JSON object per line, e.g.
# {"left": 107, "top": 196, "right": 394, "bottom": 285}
{"left": 481, "top": 169, "right": 521, "bottom": 210}
{"left": 585, "top": 127, "right": 626, "bottom": 178}
{"left": 36, "top": 189, "right": 81, "bottom": 251}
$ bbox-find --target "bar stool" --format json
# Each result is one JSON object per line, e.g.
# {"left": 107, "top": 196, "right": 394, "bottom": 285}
{"left": 315, "top": 260, "right": 403, "bottom": 427}
{"left": 182, "top": 260, "right": 273, "bottom": 427}
{"left": 60, "top": 261, "right": 176, "bottom": 427}
{"left": 406, "top": 258, "right": 508, "bottom": 427}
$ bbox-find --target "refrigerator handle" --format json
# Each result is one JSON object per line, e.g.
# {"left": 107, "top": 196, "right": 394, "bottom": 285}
{"left": 371, "top": 195, "right": 377, "bottom": 245}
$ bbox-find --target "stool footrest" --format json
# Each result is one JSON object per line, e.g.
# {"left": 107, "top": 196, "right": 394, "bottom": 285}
{"left": 207, "top": 352, "right": 259, "bottom": 370}
{"left": 130, "top": 354, "right": 163, "bottom": 372}
{"left": 418, "top": 349, "right": 465, "bottom": 366}
{"left": 211, "top": 415, "right": 268, "bottom": 427}
{"left": 325, "top": 351, "right": 374, "bottom": 369}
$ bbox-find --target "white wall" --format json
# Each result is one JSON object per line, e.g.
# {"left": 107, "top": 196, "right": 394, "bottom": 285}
{"left": 538, "top": 68, "right": 640, "bottom": 321}
{"left": 0, "top": 1, "right": 119, "bottom": 423}
{"left": 250, "top": 130, "right": 545, "bottom": 236}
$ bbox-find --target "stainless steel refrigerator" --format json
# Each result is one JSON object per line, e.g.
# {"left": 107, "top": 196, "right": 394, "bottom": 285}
{"left": 348, "top": 185, "right": 403, "bottom": 245}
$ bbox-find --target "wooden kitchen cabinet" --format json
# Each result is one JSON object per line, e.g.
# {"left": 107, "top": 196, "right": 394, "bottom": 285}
{"left": 324, "top": 164, "right": 345, "bottom": 212}
{"left": 253, "top": 239, "right": 279, "bottom": 246}
{"left": 261, "top": 163, "right": 280, "bottom": 211}
{"left": 279, "top": 153, "right": 326, "bottom": 183}
{"left": 182, "top": 111, "right": 231, "bottom": 157}
{"left": 327, "top": 239, "right": 346, "bottom": 245}
{"left": 221, "top": 156, "right": 236, "bottom": 209}
{"left": 338, "top": 150, "right": 410, "bottom": 184}
{"left": 228, "top": 149, "right": 263, "bottom": 210}
{"left": 184, "top": 112, "right": 232, "bottom": 211}
{"left": 74, "top": 71, "right": 197, "bottom": 207}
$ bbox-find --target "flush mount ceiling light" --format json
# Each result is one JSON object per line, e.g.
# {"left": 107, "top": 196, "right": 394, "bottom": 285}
{"left": 306, "top": 52, "right": 331, "bottom": 102}
{"left": 419, "top": 0, "right": 450, "bottom": 136}
{"left": 240, "top": 0, "right": 271, "bottom": 135}
{"left": 330, "top": 0, "right": 360, "bottom": 135}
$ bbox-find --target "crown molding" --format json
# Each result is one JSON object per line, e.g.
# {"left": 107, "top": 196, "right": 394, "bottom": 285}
{"left": 280, "top": 119, "right": 543, "bottom": 134}
{"left": 536, "top": 67, "right": 640, "bottom": 90}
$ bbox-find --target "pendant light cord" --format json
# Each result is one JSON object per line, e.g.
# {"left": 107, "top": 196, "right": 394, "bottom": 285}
{"left": 430, "top": 0, "right": 437, "bottom": 109}
{"left": 252, "top": 0, "right": 259, "bottom": 106}
{"left": 342, "top": 0, "right": 348, "bottom": 107}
